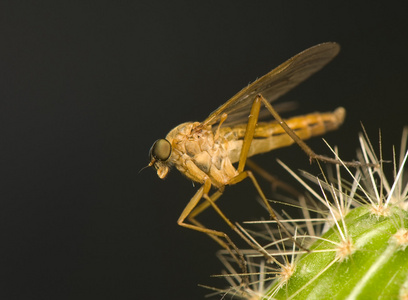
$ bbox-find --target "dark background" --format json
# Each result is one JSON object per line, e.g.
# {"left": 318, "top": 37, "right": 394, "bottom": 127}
{"left": 1, "top": 2, "right": 408, "bottom": 299}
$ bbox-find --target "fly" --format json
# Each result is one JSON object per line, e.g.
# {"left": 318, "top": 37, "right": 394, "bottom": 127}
{"left": 147, "top": 42, "right": 347, "bottom": 275}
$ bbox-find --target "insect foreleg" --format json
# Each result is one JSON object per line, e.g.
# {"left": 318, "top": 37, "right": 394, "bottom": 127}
{"left": 177, "top": 180, "right": 227, "bottom": 240}
{"left": 177, "top": 179, "right": 249, "bottom": 284}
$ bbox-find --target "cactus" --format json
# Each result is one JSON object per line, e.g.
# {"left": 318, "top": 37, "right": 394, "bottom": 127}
{"left": 211, "top": 128, "right": 408, "bottom": 299}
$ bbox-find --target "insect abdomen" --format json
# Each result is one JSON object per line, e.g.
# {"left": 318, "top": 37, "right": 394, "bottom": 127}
{"left": 227, "top": 107, "right": 346, "bottom": 162}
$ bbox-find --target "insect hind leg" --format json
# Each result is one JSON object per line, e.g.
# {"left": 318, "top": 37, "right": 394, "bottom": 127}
{"left": 246, "top": 158, "right": 303, "bottom": 198}
{"left": 258, "top": 94, "right": 365, "bottom": 167}
{"left": 231, "top": 94, "right": 309, "bottom": 253}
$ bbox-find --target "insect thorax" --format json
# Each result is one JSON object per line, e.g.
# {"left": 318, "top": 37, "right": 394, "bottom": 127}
{"left": 165, "top": 122, "right": 239, "bottom": 187}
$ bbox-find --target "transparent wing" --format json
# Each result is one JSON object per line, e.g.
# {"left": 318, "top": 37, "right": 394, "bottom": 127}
{"left": 202, "top": 42, "right": 340, "bottom": 127}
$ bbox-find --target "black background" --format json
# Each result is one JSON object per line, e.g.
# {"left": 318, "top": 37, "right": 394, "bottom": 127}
{"left": 1, "top": 2, "right": 408, "bottom": 300}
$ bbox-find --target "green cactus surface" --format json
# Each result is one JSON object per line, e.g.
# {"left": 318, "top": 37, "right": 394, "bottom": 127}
{"left": 213, "top": 129, "right": 408, "bottom": 300}
{"left": 268, "top": 205, "right": 408, "bottom": 299}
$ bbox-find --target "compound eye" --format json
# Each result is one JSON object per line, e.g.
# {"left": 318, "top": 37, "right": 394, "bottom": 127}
{"left": 150, "top": 139, "right": 172, "bottom": 161}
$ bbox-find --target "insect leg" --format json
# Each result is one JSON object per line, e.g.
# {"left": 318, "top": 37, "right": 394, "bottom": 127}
{"left": 233, "top": 95, "right": 308, "bottom": 252}
{"left": 246, "top": 158, "right": 302, "bottom": 198}
{"left": 237, "top": 96, "right": 262, "bottom": 173}
{"left": 188, "top": 185, "right": 281, "bottom": 264}
{"left": 177, "top": 179, "right": 249, "bottom": 285}
{"left": 229, "top": 170, "right": 307, "bottom": 251}
{"left": 258, "top": 94, "right": 364, "bottom": 167}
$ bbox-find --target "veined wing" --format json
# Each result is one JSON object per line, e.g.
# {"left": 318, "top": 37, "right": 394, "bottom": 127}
{"left": 202, "top": 42, "right": 340, "bottom": 127}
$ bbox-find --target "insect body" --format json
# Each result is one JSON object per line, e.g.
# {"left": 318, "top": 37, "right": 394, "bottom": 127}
{"left": 152, "top": 108, "right": 345, "bottom": 188}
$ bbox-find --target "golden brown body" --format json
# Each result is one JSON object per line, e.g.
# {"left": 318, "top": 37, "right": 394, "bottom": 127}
{"left": 163, "top": 107, "right": 345, "bottom": 189}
